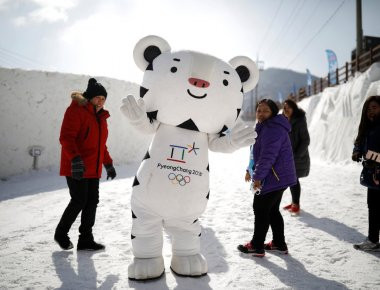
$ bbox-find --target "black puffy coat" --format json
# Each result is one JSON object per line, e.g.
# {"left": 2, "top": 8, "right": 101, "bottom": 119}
{"left": 288, "top": 112, "right": 310, "bottom": 178}
{"left": 353, "top": 116, "right": 380, "bottom": 157}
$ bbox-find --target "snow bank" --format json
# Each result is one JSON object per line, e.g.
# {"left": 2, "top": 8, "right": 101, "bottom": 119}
{"left": 0, "top": 67, "right": 151, "bottom": 178}
{"left": 1, "top": 62, "right": 380, "bottom": 177}
{"left": 298, "top": 63, "right": 380, "bottom": 163}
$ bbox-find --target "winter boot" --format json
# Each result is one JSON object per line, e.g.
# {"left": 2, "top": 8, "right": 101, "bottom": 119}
{"left": 353, "top": 238, "right": 380, "bottom": 251}
{"left": 54, "top": 232, "right": 73, "bottom": 250}
{"left": 77, "top": 239, "right": 105, "bottom": 251}
{"left": 264, "top": 240, "right": 288, "bottom": 254}
{"left": 289, "top": 204, "right": 300, "bottom": 216}
{"left": 237, "top": 241, "right": 265, "bottom": 257}
{"left": 283, "top": 204, "right": 292, "bottom": 210}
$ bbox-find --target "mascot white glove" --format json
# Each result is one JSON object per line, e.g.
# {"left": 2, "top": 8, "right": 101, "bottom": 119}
{"left": 120, "top": 95, "right": 159, "bottom": 134}
{"left": 120, "top": 95, "right": 147, "bottom": 125}
{"left": 208, "top": 122, "right": 257, "bottom": 153}
{"left": 228, "top": 122, "right": 257, "bottom": 148}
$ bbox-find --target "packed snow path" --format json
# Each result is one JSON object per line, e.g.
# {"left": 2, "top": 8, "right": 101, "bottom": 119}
{"left": 0, "top": 149, "right": 379, "bottom": 289}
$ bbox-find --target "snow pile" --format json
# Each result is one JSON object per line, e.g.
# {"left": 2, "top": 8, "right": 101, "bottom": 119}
{"left": 298, "top": 63, "right": 380, "bottom": 163}
{"left": 0, "top": 68, "right": 151, "bottom": 178}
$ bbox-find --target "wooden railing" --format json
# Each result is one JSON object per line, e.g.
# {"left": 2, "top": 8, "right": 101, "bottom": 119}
{"left": 288, "top": 44, "right": 380, "bottom": 101}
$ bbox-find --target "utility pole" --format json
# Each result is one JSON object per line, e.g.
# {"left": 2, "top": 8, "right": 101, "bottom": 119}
{"left": 356, "top": 0, "right": 363, "bottom": 57}
{"left": 255, "top": 54, "right": 264, "bottom": 100}
{"left": 252, "top": 54, "right": 264, "bottom": 120}
{"left": 255, "top": 54, "right": 259, "bottom": 100}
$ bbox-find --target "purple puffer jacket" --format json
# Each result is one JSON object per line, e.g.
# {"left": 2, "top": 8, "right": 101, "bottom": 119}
{"left": 253, "top": 114, "right": 297, "bottom": 194}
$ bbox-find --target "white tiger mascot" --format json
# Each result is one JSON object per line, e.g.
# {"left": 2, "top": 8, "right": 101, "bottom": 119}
{"left": 121, "top": 35, "right": 259, "bottom": 280}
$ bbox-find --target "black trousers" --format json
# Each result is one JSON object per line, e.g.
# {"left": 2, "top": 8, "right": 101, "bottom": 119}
{"left": 56, "top": 177, "right": 100, "bottom": 241}
{"left": 289, "top": 178, "right": 301, "bottom": 205}
{"left": 368, "top": 187, "right": 380, "bottom": 243}
{"left": 252, "top": 188, "right": 286, "bottom": 250}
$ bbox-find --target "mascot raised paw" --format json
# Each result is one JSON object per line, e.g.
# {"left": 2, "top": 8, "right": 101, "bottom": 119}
{"left": 121, "top": 35, "right": 259, "bottom": 280}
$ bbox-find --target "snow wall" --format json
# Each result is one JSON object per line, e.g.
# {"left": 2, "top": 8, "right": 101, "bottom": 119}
{"left": 1, "top": 63, "right": 380, "bottom": 178}
{"left": 0, "top": 68, "right": 151, "bottom": 178}
{"left": 298, "top": 63, "right": 380, "bottom": 163}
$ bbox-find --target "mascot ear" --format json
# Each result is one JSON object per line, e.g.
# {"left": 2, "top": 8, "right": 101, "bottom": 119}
{"left": 229, "top": 56, "right": 259, "bottom": 93}
{"left": 133, "top": 35, "right": 171, "bottom": 71}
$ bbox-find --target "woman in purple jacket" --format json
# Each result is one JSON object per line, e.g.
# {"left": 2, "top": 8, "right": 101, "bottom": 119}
{"left": 238, "top": 99, "right": 297, "bottom": 257}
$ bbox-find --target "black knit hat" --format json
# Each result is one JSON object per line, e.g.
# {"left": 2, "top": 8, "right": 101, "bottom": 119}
{"left": 83, "top": 78, "right": 107, "bottom": 100}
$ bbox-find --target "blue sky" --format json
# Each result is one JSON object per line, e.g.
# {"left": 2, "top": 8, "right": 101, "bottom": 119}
{"left": 0, "top": 0, "right": 379, "bottom": 83}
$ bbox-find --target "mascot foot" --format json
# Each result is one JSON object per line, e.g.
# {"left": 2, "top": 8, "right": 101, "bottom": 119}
{"left": 170, "top": 254, "right": 208, "bottom": 277}
{"left": 128, "top": 256, "right": 165, "bottom": 281}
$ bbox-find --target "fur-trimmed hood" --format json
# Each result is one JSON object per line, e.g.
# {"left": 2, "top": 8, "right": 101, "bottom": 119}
{"left": 70, "top": 91, "right": 110, "bottom": 118}
{"left": 71, "top": 91, "right": 88, "bottom": 106}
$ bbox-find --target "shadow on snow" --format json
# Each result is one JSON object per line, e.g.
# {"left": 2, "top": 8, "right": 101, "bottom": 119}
{"left": 0, "top": 163, "right": 139, "bottom": 202}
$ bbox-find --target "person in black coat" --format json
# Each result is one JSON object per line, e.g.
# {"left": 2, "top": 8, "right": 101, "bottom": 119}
{"left": 352, "top": 95, "right": 380, "bottom": 251}
{"left": 282, "top": 99, "right": 310, "bottom": 215}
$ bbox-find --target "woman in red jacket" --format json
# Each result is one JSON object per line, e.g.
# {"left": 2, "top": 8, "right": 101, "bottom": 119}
{"left": 54, "top": 78, "right": 116, "bottom": 251}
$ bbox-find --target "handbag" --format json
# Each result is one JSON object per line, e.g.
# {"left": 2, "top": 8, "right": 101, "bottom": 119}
{"left": 360, "top": 160, "right": 380, "bottom": 189}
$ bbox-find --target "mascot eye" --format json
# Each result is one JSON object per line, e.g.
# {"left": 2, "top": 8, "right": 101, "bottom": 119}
{"left": 171, "top": 67, "right": 177, "bottom": 73}
{"left": 223, "top": 79, "right": 228, "bottom": 86}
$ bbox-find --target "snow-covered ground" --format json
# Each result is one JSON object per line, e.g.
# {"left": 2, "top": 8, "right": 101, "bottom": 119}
{"left": 0, "top": 149, "right": 379, "bottom": 289}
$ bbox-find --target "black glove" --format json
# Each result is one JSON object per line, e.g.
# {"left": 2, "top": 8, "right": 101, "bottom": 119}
{"left": 71, "top": 156, "right": 85, "bottom": 180}
{"left": 374, "top": 165, "right": 380, "bottom": 183}
{"left": 352, "top": 152, "right": 362, "bottom": 162}
{"left": 105, "top": 164, "right": 116, "bottom": 180}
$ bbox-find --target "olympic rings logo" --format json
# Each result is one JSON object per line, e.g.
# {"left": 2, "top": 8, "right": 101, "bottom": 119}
{"left": 168, "top": 173, "right": 191, "bottom": 186}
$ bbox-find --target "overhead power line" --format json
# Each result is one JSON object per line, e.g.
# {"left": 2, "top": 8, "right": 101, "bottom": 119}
{"left": 286, "top": 0, "right": 346, "bottom": 68}
{"left": 0, "top": 54, "right": 16, "bottom": 67}
{"left": 262, "top": 0, "right": 303, "bottom": 59}
{"left": 0, "top": 46, "right": 50, "bottom": 69}
{"left": 276, "top": 0, "right": 323, "bottom": 66}
{"left": 257, "top": 0, "right": 284, "bottom": 55}
{"left": 267, "top": 0, "right": 308, "bottom": 62}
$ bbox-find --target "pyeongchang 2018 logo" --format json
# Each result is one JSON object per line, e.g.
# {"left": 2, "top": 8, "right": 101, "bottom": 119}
{"left": 156, "top": 142, "right": 202, "bottom": 186}
{"left": 156, "top": 163, "right": 203, "bottom": 186}
{"left": 168, "top": 173, "right": 191, "bottom": 186}
{"left": 167, "top": 142, "right": 199, "bottom": 163}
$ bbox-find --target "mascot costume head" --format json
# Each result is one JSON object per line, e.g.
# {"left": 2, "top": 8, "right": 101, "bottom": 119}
{"left": 121, "top": 35, "right": 259, "bottom": 280}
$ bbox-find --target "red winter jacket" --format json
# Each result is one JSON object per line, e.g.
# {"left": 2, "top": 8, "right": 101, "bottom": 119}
{"left": 59, "top": 92, "right": 113, "bottom": 178}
